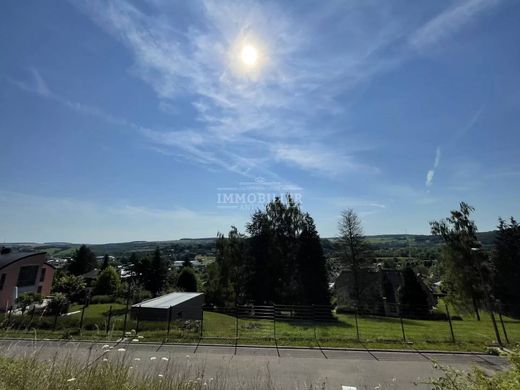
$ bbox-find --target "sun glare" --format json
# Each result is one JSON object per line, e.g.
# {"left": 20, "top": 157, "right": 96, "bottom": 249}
{"left": 241, "top": 44, "right": 258, "bottom": 66}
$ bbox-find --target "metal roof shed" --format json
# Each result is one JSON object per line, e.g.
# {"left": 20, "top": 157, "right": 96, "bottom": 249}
{"left": 131, "top": 292, "right": 204, "bottom": 322}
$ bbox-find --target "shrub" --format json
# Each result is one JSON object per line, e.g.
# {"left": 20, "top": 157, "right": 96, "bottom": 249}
{"left": 94, "top": 266, "right": 121, "bottom": 296}
{"left": 335, "top": 306, "right": 354, "bottom": 314}
{"left": 427, "top": 347, "right": 520, "bottom": 389}
{"left": 15, "top": 292, "right": 43, "bottom": 313}
{"left": 47, "top": 293, "right": 70, "bottom": 315}
{"left": 177, "top": 267, "right": 198, "bottom": 292}
{"left": 133, "top": 289, "right": 152, "bottom": 304}
{"left": 91, "top": 295, "right": 115, "bottom": 304}
{"left": 52, "top": 274, "right": 87, "bottom": 303}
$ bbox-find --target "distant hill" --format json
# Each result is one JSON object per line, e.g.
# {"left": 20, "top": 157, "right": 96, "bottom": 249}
{"left": 5, "top": 231, "right": 497, "bottom": 257}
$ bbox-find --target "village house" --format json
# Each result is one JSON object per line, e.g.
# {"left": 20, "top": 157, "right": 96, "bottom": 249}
{"left": 0, "top": 248, "right": 55, "bottom": 310}
{"left": 334, "top": 265, "right": 435, "bottom": 317}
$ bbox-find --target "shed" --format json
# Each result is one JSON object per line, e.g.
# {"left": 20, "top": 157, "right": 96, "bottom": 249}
{"left": 131, "top": 292, "right": 204, "bottom": 321}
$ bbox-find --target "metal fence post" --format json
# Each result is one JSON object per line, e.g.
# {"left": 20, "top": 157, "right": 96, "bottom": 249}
{"left": 445, "top": 303, "right": 455, "bottom": 343}
{"left": 235, "top": 305, "right": 239, "bottom": 340}
{"left": 312, "top": 305, "right": 318, "bottom": 343}
{"left": 497, "top": 303, "right": 510, "bottom": 344}
{"left": 399, "top": 304, "right": 406, "bottom": 342}
{"left": 166, "top": 306, "right": 172, "bottom": 342}
{"left": 122, "top": 307, "right": 129, "bottom": 338}
{"left": 26, "top": 306, "right": 36, "bottom": 332}
{"left": 135, "top": 305, "right": 141, "bottom": 335}
{"left": 122, "top": 282, "right": 131, "bottom": 338}
{"left": 273, "top": 304, "right": 277, "bottom": 342}
{"left": 79, "top": 305, "right": 86, "bottom": 335}
{"left": 489, "top": 304, "right": 503, "bottom": 347}
{"left": 53, "top": 311, "right": 59, "bottom": 331}
{"left": 200, "top": 309, "right": 204, "bottom": 339}
{"left": 354, "top": 305, "right": 360, "bottom": 342}
{"left": 105, "top": 305, "right": 112, "bottom": 336}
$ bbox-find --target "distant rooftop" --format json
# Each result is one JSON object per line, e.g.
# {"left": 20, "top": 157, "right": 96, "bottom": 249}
{"left": 133, "top": 292, "right": 203, "bottom": 309}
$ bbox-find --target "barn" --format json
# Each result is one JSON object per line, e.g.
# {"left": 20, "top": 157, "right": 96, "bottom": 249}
{"left": 131, "top": 292, "right": 204, "bottom": 322}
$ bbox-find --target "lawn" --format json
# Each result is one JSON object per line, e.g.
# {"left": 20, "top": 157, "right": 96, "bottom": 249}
{"left": 1, "top": 304, "right": 519, "bottom": 352}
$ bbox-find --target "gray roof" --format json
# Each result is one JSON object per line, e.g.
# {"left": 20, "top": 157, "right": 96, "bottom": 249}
{"left": 133, "top": 292, "right": 203, "bottom": 309}
{"left": 0, "top": 251, "right": 46, "bottom": 271}
{"left": 81, "top": 269, "right": 99, "bottom": 279}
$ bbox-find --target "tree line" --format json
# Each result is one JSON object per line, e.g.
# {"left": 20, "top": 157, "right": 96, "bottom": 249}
{"left": 42, "top": 196, "right": 520, "bottom": 321}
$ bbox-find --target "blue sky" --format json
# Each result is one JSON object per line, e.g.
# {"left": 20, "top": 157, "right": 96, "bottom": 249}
{"left": 1, "top": 0, "right": 519, "bottom": 243}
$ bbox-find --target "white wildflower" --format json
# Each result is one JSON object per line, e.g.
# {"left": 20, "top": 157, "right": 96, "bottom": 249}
{"left": 117, "top": 348, "right": 126, "bottom": 352}
{"left": 67, "top": 378, "right": 76, "bottom": 382}
{"left": 134, "top": 357, "right": 141, "bottom": 361}
{"left": 158, "top": 374, "right": 164, "bottom": 378}
{"left": 161, "top": 357, "right": 169, "bottom": 361}
{"left": 150, "top": 356, "right": 157, "bottom": 360}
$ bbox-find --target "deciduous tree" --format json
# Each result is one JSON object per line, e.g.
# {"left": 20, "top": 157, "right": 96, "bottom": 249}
{"left": 338, "top": 209, "right": 371, "bottom": 307}
{"left": 94, "top": 266, "right": 121, "bottom": 296}
{"left": 101, "top": 254, "right": 110, "bottom": 270}
{"left": 430, "top": 202, "right": 490, "bottom": 319}
{"left": 177, "top": 267, "right": 198, "bottom": 292}
{"left": 68, "top": 245, "right": 97, "bottom": 276}
{"left": 493, "top": 217, "right": 520, "bottom": 317}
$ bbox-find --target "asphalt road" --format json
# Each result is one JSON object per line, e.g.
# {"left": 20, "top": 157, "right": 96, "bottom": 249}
{"left": 0, "top": 339, "right": 509, "bottom": 390}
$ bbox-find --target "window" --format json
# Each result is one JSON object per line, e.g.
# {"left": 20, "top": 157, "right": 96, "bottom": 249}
{"left": 40, "top": 267, "right": 46, "bottom": 282}
{"left": 37, "top": 286, "right": 42, "bottom": 294}
{"left": 0, "top": 274, "right": 5, "bottom": 290}
{"left": 17, "top": 265, "right": 39, "bottom": 287}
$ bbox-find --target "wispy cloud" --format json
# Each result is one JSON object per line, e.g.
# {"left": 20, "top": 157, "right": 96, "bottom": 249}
{"left": 7, "top": 68, "right": 135, "bottom": 129}
{"left": 450, "top": 107, "right": 482, "bottom": 145}
{"left": 410, "top": 0, "right": 500, "bottom": 49}
{"left": 74, "top": 0, "right": 395, "bottom": 178}
{"left": 23, "top": 0, "right": 500, "bottom": 183}
{"left": 272, "top": 143, "right": 379, "bottom": 177}
{"left": 325, "top": 196, "right": 386, "bottom": 210}
{"left": 426, "top": 147, "right": 441, "bottom": 187}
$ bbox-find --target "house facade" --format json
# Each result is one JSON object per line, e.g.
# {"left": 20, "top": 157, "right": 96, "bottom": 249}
{"left": 334, "top": 266, "right": 435, "bottom": 317}
{"left": 0, "top": 250, "right": 55, "bottom": 311}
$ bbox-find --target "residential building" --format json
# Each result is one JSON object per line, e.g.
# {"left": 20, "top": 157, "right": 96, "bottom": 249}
{"left": 334, "top": 266, "right": 435, "bottom": 317}
{"left": 0, "top": 249, "right": 55, "bottom": 310}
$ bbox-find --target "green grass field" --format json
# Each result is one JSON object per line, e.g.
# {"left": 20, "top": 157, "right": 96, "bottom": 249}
{"left": 1, "top": 304, "right": 519, "bottom": 352}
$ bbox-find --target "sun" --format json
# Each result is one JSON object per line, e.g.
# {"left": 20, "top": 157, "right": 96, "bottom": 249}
{"left": 241, "top": 44, "right": 258, "bottom": 66}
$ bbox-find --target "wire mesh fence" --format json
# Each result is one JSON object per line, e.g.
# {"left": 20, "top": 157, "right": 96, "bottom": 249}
{"left": 1, "top": 302, "right": 519, "bottom": 349}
